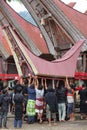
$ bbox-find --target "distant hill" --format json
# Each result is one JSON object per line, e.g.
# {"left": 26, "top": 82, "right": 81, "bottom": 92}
{"left": 19, "top": 11, "right": 37, "bottom": 26}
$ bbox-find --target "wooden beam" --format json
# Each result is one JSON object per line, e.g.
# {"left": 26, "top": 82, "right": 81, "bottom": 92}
{"left": 3, "top": 29, "right": 23, "bottom": 76}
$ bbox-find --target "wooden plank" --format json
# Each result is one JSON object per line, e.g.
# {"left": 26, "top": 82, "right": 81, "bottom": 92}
{"left": 3, "top": 29, "right": 23, "bottom": 76}
{"left": 9, "top": 26, "right": 38, "bottom": 75}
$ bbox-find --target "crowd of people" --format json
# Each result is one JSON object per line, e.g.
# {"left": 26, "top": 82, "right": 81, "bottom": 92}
{"left": 0, "top": 75, "right": 87, "bottom": 129}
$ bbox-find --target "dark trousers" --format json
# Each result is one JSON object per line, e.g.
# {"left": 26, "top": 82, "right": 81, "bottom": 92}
{"left": 14, "top": 119, "right": 22, "bottom": 128}
{"left": 0, "top": 111, "right": 8, "bottom": 127}
{"left": 0, "top": 112, "right": 3, "bottom": 127}
{"left": 28, "top": 116, "right": 35, "bottom": 124}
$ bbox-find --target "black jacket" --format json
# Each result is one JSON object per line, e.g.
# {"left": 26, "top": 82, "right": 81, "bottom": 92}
{"left": 56, "top": 87, "right": 67, "bottom": 103}
{"left": 2, "top": 93, "right": 11, "bottom": 112}
{"left": 45, "top": 91, "right": 58, "bottom": 113}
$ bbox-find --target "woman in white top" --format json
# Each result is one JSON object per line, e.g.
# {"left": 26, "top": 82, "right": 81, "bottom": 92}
{"left": 35, "top": 77, "right": 44, "bottom": 123}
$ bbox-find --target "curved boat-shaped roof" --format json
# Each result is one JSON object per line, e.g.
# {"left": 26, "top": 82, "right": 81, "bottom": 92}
{"left": 2, "top": 1, "right": 48, "bottom": 54}
{"left": 16, "top": 37, "right": 84, "bottom": 77}
{"left": 54, "top": 0, "right": 87, "bottom": 38}
{"left": 68, "top": 2, "right": 76, "bottom": 8}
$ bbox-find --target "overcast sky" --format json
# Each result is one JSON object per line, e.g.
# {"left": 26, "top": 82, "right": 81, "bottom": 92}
{"left": 7, "top": 1, "right": 27, "bottom": 12}
{"left": 8, "top": 0, "right": 87, "bottom": 13}
{"left": 61, "top": 0, "right": 87, "bottom": 13}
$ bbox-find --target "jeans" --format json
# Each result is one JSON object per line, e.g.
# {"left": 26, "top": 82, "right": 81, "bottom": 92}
{"left": 0, "top": 112, "right": 3, "bottom": 127}
{"left": 0, "top": 111, "right": 8, "bottom": 127}
{"left": 14, "top": 119, "right": 22, "bottom": 128}
{"left": 28, "top": 116, "right": 35, "bottom": 124}
{"left": 67, "top": 103, "right": 74, "bottom": 116}
{"left": 58, "top": 103, "right": 66, "bottom": 121}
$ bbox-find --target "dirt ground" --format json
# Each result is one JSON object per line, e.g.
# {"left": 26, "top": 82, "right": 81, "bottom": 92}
{"left": 2, "top": 113, "right": 87, "bottom": 130}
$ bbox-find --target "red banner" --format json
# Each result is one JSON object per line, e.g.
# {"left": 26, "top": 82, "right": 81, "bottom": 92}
{"left": 0, "top": 74, "right": 19, "bottom": 80}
